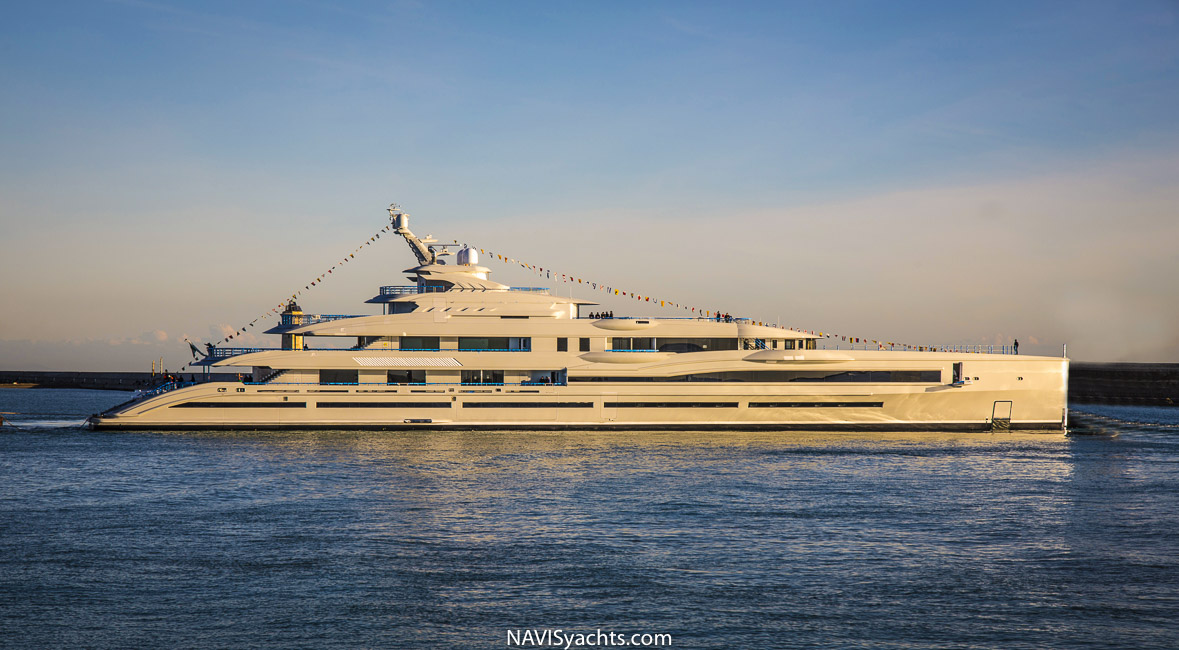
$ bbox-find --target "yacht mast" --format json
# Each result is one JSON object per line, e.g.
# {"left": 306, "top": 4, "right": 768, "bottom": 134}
{"left": 388, "top": 204, "right": 440, "bottom": 265}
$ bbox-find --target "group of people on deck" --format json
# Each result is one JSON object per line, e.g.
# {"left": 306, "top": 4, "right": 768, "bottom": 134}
{"left": 714, "top": 312, "right": 734, "bottom": 323}
{"left": 588, "top": 311, "right": 613, "bottom": 319}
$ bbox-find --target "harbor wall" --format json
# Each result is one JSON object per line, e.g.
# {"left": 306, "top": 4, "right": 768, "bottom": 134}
{"left": 1069, "top": 363, "right": 1179, "bottom": 406}
{"left": 0, "top": 371, "right": 242, "bottom": 391}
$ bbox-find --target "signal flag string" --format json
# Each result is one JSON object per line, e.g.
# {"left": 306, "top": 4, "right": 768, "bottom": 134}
{"left": 178, "top": 222, "right": 395, "bottom": 372}
{"left": 180, "top": 221, "right": 980, "bottom": 373}
{"left": 464, "top": 245, "right": 957, "bottom": 354}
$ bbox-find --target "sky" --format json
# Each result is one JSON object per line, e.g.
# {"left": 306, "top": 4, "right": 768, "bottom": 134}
{"left": 1, "top": 0, "right": 1178, "bottom": 371}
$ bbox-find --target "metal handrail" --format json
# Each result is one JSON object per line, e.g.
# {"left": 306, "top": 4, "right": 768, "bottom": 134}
{"left": 205, "top": 347, "right": 281, "bottom": 358}
{"left": 586, "top": 316, "right": 759, "bottom": 324}
{"left": 824, "top": 343, "right": 1017, "bottom": 354}
{"left": 205, "top": 347, "right": 536, "bottom": 360}
{"left": 380, "top": 285, "right": 447, "bottom": 295}
{"left": 379, "top": 285, "right": 551, "bottom": 296}
{"left": 280, "top": 313, "right": 365, "bottom": 326}
{"left": 98, "top": 380, "right": 199, "bottom": 414}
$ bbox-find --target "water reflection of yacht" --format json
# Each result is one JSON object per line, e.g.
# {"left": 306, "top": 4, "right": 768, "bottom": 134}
{"left": 89, "top": 205, "right": 1068, "bottom": 431}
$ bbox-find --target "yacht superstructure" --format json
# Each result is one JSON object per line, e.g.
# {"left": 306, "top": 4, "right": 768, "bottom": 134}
{"left": 89, "top": 206, "right": 1069, "bottom": 431}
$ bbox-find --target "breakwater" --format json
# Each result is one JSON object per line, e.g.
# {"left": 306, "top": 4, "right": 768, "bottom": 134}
{"left": 0, "top": 371, "right": 241, "bottom": 391}
{"left": 1069, "top": 363, "right": 1179, "bottom": 406}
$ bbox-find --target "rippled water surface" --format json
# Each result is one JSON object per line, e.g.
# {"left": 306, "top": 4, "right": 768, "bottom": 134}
{"left": 2, "top": 389, "right": 1178, "bottom": 648}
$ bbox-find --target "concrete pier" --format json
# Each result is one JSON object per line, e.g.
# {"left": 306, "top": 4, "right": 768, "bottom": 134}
{"left": 0, "top": 371, "right": 242, "bottom": 391}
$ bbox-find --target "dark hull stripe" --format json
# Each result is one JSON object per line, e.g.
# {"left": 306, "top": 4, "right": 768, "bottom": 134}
{"left": 89, "top": 421, "right": 1066, "bottom": 433}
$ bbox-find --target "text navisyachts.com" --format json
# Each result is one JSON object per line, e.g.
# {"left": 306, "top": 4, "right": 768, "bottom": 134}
{"left": 508, "top": 629, "right": 672, "bottom": 648}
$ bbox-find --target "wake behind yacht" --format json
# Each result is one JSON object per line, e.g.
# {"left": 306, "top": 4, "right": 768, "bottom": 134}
{"left": 89, "top": 206, "right": 1069, "bottom": 431}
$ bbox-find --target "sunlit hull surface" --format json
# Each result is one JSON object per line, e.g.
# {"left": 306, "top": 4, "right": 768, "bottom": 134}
{"left": 90, "top": 352, "right": 1067, "bottom": 432}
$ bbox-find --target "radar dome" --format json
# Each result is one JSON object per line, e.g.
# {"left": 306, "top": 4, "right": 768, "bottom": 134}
{"left": 457, "top": 246, "right": 479, "bottom": 266}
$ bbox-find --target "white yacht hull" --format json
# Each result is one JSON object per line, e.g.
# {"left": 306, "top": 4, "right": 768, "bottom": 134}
{"left": 89, "top": 355, "right": 1067, "bottom": 432}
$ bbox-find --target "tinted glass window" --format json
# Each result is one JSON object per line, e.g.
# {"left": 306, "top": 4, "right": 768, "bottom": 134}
{"left": 320, "top": 369, "right": 358, "bottom": 384}
{"left": 461, "top": 369, "right": 504, "bottom": 384}
{"left": 400, "top": 336, "right": 439, "bottom": 350}
{"left": 387, "top": 370, "right": 425, "bottom": 384}
{"left": 571, "top": 370, "right": 942, "bottom": 383}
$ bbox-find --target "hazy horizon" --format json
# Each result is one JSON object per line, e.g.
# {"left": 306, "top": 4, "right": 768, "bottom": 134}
{"left": 2, "top": 1, "right": 1178, "bottom": 371}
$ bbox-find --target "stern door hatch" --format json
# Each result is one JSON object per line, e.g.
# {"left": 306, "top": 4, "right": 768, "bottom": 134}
{"left": 992, "top": 400, "right": 1013, "bottom": 431}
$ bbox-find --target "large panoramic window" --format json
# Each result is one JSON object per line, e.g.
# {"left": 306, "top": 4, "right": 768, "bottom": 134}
{"left": 570, "top": 370, "right": 942, "bottom": 383}
{"left": 609, "top": 337, "right": 740, "bottom": 353}
{"left": 400, "top": 336, "right": 440, "bottom": 351}
{"left": 320, "top": 369, "right": 359, "bottom": 384}
{"left": 461, "top": 369, "right": 505, "bottom": 384}
{"left": 387, "top": 370, "right": 425, "bottom": 384}
{"left": 609, "top": 337, "right": 654, "bottom": 351}
{"left": 458, "top": 337, "right": 531, "bottom": 351}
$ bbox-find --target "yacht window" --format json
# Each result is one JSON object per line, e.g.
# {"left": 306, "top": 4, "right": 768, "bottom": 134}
{"left": 461, "top": 369, "right": 504, "bottom": 385}
{"left": 458, "top": 337, "right": 531, "bottom": 351}
{"left": 400, "top": 336, "right": 440, "bottom": 351}
{"left": 320, "top": 369, "right": 358, "bottom": 385}
{"left": 387, "top": 370, "right": 425, "bottom": 384}
{"left": 609, "top": 337, "right": 654, "bottom": 351}
{"left": 579, "top": 338, "right": 590, "bottom": 352}
{"left": 557, "top": 338, "right": 568, "bottom": 352}
{"left": 570, "top": 370, "right": 942, "bottom": 383}
{"left": 609, "top": 338, "right": 741, "bottom": 353}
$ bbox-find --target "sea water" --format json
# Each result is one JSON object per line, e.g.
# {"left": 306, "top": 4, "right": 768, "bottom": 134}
{"left": 1, "top": 389, "right": 1177, "bottom": 648}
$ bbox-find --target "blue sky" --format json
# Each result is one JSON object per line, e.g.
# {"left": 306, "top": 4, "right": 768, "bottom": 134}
{"left": 2, "top": 1, "right": 1178, "bottom": 370}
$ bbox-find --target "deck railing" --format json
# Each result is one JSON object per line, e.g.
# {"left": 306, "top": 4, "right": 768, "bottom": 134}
{"left": 585, "top": 316, "right": 757, "bottom": 324}
{"left": 826, "top": 343, "right": 1017, "bottom": 354}
{"left": 98, "top": 380, "right": 199, "bottom": 414}
{"left": 280, "top": 313, "right": 365, "bottom": 326}
{"left": 203, "top": 347, "right": 538, "bottom": 361}
{"left": 205, "top": 347, "right": 281, "bottom": 358}
{"left": 379, "top": 285, "right": 550, "bottom": 296}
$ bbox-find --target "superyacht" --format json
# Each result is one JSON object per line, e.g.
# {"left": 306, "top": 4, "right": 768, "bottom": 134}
{"left": 89, "top": 205, "right": 1069, "bottom": 431}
